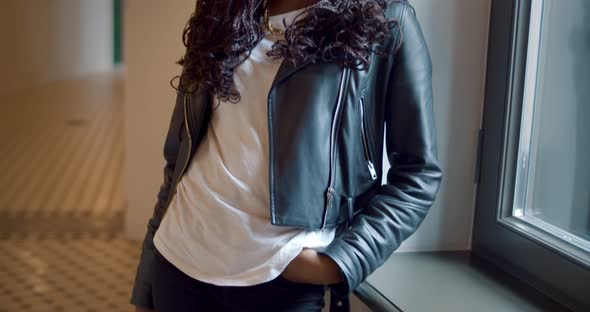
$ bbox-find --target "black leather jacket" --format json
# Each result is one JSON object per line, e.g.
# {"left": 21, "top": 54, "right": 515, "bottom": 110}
{"left": 130, "top": 2, "right": 442, "bottom": 311}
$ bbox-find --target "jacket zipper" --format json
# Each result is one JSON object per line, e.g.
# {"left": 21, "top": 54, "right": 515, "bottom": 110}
{"left": 359, "top": 92, "right": 378, "bottom": 180}
{"left": 161, "top": 91, "right": 192, "bottom": 221}
{"left": 321, "top": 67, "right": 349, "bottom": 229}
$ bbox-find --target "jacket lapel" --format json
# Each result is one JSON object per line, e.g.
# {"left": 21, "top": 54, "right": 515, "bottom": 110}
{"left": 186, "top": 56, "right": 313, "bottom": 145}
{"left": 271, "top": 57, "right": 314, "bottom": 89}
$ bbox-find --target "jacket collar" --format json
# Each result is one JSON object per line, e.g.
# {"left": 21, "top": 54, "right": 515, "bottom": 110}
{"left": 271, "top": 57, "right": 314, "bottom": 89}
{"left": 192, "top": 56, "right": 314, "bottom": 106}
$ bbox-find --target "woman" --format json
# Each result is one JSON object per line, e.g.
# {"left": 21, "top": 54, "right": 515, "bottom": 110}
{"left": 130, "top": 0, "right": 442, "bottom": 311}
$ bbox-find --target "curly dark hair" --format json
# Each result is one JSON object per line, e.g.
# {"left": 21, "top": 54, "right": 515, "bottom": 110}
{"left": 173, "top": 0, "right": 407, "bottom": 103}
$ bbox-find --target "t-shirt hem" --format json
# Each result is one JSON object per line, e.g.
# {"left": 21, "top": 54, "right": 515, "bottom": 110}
{"left": 154, "top": 231, "right": 309, "bottom": 287}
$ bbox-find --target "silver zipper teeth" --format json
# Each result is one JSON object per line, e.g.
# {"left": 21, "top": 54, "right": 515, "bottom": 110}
{"left": 162, "top": 92, "right": 192, "bottom": 221}
{"left": 359, "top": 95, "right": 378, "bottom": 180}
{"left": 321, "top": 68, "right": 349, "bottom": 229}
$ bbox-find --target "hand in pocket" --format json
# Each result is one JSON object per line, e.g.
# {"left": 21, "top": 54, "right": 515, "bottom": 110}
{"left": 280, "top": 248, "right": 344, "bottom": 285}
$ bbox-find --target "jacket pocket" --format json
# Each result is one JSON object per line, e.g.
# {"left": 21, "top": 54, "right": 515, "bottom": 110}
{"left": 359, "top": 89, "right": 378, "bottom": 181}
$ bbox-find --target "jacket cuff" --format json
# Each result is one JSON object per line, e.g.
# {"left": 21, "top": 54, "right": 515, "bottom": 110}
{"left": 317, "top": 237, "right": 358, "bottom": 297}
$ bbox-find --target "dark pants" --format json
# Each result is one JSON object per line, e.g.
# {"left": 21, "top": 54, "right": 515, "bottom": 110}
{"left": 152, "top": 248, "right": 327, "bottom": 312}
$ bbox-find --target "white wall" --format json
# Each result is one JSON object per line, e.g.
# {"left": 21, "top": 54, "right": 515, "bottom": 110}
{"left": 124, "top": 0, "right": 492, "bottom": 253}
{"left": 393, "top": 0, "right": 491, "bottom": 252}
{"left": 0, "top": 0, "right": 113, "bottom": 95}
{"left": 124, "top": 0, "right": 195, "bottom": 240}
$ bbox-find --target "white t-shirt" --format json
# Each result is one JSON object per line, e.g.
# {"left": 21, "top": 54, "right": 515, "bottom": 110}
{"left": 153, "top": 6, "right": 336, "bottom": 287}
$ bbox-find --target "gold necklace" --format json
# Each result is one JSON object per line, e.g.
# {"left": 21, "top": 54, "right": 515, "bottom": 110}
{"left": 262, "top": 0, "right": 285, "bottom": 36}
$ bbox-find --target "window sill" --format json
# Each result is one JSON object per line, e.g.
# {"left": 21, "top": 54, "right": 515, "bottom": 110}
{"left": 354, "top": 251, "right": 567, "bottom": 312}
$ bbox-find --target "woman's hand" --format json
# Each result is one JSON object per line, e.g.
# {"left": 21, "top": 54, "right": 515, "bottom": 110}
{"left": 280, "top": 248, "right": 344, "bottom": 285}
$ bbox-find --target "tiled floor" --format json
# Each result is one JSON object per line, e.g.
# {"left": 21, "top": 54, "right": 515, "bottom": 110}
{"left": 0, "top": 73, "right": 141, "bottom": 312}
{"left": 0, "top": 235, "right": 139, "bottom": 312}
{"left": 0, "top": 73, "right": 126, "bottom": 219}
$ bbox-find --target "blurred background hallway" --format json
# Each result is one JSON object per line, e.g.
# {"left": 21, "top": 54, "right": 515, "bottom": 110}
{"left": 0, "top": 0, "right": 144, "bottom": 310}
{"left": 0, "top": 72, "right": 140, "bottom": 311}
{"left": 0, "top": 0, "right": 215, "bottom": 310}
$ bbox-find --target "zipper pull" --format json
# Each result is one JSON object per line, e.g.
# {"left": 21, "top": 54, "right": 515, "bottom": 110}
{"left": 321, "top": 187, "right": 336, "bottom": 229}
{"left": 367, "top": 161, "right": 378, "bottom": 180}
{"left": 326, "top": 187, "right": 335, "bottom": 209}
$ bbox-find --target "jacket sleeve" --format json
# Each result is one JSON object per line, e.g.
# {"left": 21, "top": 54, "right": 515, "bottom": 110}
{"left": 129, "top": 89, "right": 186, "bottom": 309}
{"left": 318, "top": 4, "right": 443, "bottom": 295}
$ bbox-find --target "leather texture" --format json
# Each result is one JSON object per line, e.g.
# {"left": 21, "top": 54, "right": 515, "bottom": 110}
{"left": 130, "top": 2, "right": 443, "bottom": 311}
